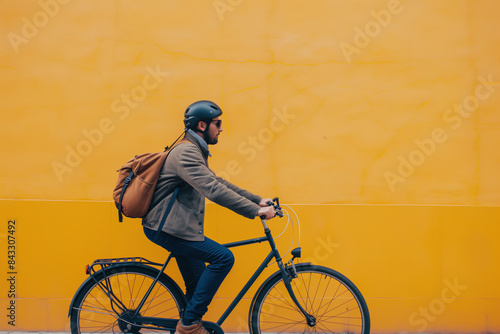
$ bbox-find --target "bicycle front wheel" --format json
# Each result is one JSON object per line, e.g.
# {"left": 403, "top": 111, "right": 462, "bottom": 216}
{"left": 70, "top": 264, "right": 186, "bottom": 334}
{"left": 250, "top": 264, "right": 370, "bottom": 334}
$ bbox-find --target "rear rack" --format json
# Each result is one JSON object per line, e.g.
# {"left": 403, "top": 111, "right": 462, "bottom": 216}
{"left": 86, "top": 257, "right": 164, "bottom": 275}
{"left": 93, "top": 257, "right": 162, "bottom": 265}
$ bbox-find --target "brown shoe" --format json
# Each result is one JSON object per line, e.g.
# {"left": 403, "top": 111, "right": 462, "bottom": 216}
{"left": 176, "top": 320, "right": 209, "bottom": 334}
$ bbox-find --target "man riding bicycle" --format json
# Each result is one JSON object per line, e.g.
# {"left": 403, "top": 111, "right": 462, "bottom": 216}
{"left": 142, "top": 100, "right": 276, "bottom": 334}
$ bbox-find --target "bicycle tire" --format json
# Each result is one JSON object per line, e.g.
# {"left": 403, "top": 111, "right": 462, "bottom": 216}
{"left": 70, "top": 264, "right": 186, "bottom": 334}
{"left": 250, "top": 264, "right": 370, "bottom": 334}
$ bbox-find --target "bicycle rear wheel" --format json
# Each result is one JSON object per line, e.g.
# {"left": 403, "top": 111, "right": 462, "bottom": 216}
{"left": 70, "top": 264, "right": 186, "bottom": 334}
{"left": 250, "top": 264, "right": 370, "bottom": 334}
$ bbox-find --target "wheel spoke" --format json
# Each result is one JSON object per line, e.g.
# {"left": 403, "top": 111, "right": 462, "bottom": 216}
{"left": 70, "top": 266, "right": 185, "bottom": 334}
{"left": 252, "top": 265, "right": 369, "bottom": 334}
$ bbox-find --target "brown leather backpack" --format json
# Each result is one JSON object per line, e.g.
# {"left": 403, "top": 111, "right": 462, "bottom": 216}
{"left": 113, "top": 139, "right": 188, "bottom": 222}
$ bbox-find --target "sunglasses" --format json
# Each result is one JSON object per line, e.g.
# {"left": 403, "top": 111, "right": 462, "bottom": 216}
{"left": 211, "top": 119, "right": 222, "bottom": 128}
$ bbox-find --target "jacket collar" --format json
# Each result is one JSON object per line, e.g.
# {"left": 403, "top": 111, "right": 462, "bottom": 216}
{"left": 186, "top": 129, "right": 211, "bottom": 158}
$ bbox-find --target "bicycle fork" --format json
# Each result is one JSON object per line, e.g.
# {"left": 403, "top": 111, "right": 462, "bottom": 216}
{"left": 262, "top": 220, "right": 317, "bottom": 327}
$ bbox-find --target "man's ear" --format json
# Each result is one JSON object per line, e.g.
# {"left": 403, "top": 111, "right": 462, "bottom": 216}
{"left": 196, "top": 120, "right": 207, "bottom": 132}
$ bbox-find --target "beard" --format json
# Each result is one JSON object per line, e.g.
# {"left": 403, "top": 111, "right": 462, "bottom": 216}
{"left": 207, "top": 135, "right": 218, "bottom": 145}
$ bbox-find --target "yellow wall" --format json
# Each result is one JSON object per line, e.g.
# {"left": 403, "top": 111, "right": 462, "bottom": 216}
{"left": 1, "top": 0, "right": 499, "bottom": 332}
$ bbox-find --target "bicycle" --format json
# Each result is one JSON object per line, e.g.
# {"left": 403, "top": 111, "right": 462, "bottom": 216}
{"left": 68, "top": 198, "right": 370, "bottom": 334}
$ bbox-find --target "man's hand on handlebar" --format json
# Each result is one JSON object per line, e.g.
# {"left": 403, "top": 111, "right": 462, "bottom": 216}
{"left": 257, "top": 206, "right": 276, "bottom": 220}
{"left": 259, "top": 198, "right": 273, "bottom": 207}
{"left": 257, "top": 197, "right": 283, "bottom": 220}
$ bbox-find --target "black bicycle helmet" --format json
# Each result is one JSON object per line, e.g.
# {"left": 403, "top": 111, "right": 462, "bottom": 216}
{"left": 184, "top": 100, "right": 223, "bottom": 130}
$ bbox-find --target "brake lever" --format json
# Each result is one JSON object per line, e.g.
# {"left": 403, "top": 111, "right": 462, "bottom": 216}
{"left": 266, "top": 199, "right": 283, "bottom": 218}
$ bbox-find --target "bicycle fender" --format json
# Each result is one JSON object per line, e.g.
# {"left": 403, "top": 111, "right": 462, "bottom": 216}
{"left": 67, "top": 263, "right": 180, "bottom": 317}
{"left": 68, "top": 272, "right": 101, "bottom": 317}
{"left": 248, "top": 262, "right": 312, "bottom": 319}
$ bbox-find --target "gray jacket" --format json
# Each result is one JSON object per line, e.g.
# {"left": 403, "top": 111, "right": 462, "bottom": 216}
{"left": 142, "top": 131, "right": 262, "bottom": 241}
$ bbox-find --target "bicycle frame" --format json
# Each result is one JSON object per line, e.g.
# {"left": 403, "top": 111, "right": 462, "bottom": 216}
{"left": 218, "top": 218, "right": 313, "bottom": 326}
{"left": 94, "top": 218, "right": 314, "bottom": 331}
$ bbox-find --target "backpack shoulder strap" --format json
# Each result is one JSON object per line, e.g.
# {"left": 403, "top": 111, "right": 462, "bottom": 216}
{"left": 155, "top": 186, "right": 180, "bottom": 238}
{"left": 150, "top": 139, "right": 192, "bottom": 234}
{"left": 164, "top": 137, "right": 191, "bottom": 152}
{"left": 146, "top": 138, "right": 192, "bottom": 212}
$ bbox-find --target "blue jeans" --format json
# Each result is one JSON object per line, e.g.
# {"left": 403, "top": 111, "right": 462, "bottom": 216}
{"left": 143, "top": 226, "right": 234, "bottom": 323}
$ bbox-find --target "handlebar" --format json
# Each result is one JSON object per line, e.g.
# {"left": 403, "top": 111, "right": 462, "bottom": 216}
{"left": 260, "top": 197, "right": 283, "bottom": 221}
{"left": 258, "top": 199, "right": 301, "bottom": 260}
